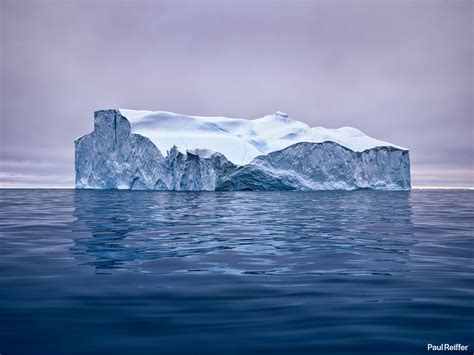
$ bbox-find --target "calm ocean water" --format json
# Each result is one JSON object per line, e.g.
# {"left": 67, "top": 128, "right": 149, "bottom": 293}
{"left": 0, "top": 189, "right": 472, "bottom": 354}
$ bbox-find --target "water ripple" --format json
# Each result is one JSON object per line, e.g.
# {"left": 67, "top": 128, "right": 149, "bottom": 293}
{"left": 0, "top": 189, "right": 472, "bottom": 354}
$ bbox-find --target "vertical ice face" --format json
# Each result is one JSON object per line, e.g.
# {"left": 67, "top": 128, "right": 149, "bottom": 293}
{"left": 75, "top": 110, "right": 164, "bottom": 189}
{"left": 75, "top": 109, "right": 410, "bottom": 190}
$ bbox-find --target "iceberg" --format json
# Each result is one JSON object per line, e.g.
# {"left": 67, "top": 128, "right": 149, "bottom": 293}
{"left": 75, "top": 109, "right": 410, "bottom": 190}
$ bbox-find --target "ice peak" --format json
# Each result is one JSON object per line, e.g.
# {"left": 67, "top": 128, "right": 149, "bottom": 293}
{"left": 271, "top": 111, "right": 292, "bottom": 123}
{"left": 274, "top": 111, "right": 289, "bottom": 118}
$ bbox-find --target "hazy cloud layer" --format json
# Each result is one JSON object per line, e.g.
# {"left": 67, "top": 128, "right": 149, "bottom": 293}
{"left": 1, "top": 0, "right": 472, "bottom": 187}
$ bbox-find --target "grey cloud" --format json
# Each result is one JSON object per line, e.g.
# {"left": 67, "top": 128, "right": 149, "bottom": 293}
{"left": 1, "top": 0, "right": 472, "bottom": 187}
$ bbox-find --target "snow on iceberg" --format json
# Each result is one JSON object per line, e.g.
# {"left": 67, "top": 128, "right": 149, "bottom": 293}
{"left": 75, "top": 109, "right": 410, "bottom": 190}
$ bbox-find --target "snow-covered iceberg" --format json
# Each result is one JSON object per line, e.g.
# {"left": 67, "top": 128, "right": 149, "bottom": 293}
{"left": 75, "top": 109, "right": 410, "bottom": 190}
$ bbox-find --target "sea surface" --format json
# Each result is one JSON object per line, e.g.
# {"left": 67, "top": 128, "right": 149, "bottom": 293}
{"left": 0, "top": 189, "right": 472, "bottom": 355}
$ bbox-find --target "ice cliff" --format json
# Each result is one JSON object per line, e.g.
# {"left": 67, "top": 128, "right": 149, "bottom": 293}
{"left": 75, "top": 109, "right": 410, "bottom": 190}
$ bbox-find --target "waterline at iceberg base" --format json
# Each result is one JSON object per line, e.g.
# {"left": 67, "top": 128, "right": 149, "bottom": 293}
{"left": 75, "top": 109, "right": 410, "bottom": 191}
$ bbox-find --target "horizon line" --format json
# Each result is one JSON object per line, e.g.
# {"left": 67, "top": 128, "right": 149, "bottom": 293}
{"left": 0, "top": 186, "right": 472, "bottom": 190}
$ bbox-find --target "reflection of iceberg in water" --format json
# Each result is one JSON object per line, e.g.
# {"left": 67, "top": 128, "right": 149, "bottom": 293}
{"left": 71, "top": 191, "right": 182, "bottom": 273}
{"left": 71, "top": 190, "right": 416, "bottom": 275}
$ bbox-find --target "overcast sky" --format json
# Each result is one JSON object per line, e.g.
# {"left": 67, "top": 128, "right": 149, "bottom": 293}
{"left": 1, "top": 0, "right": 472, "bottom": 188}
